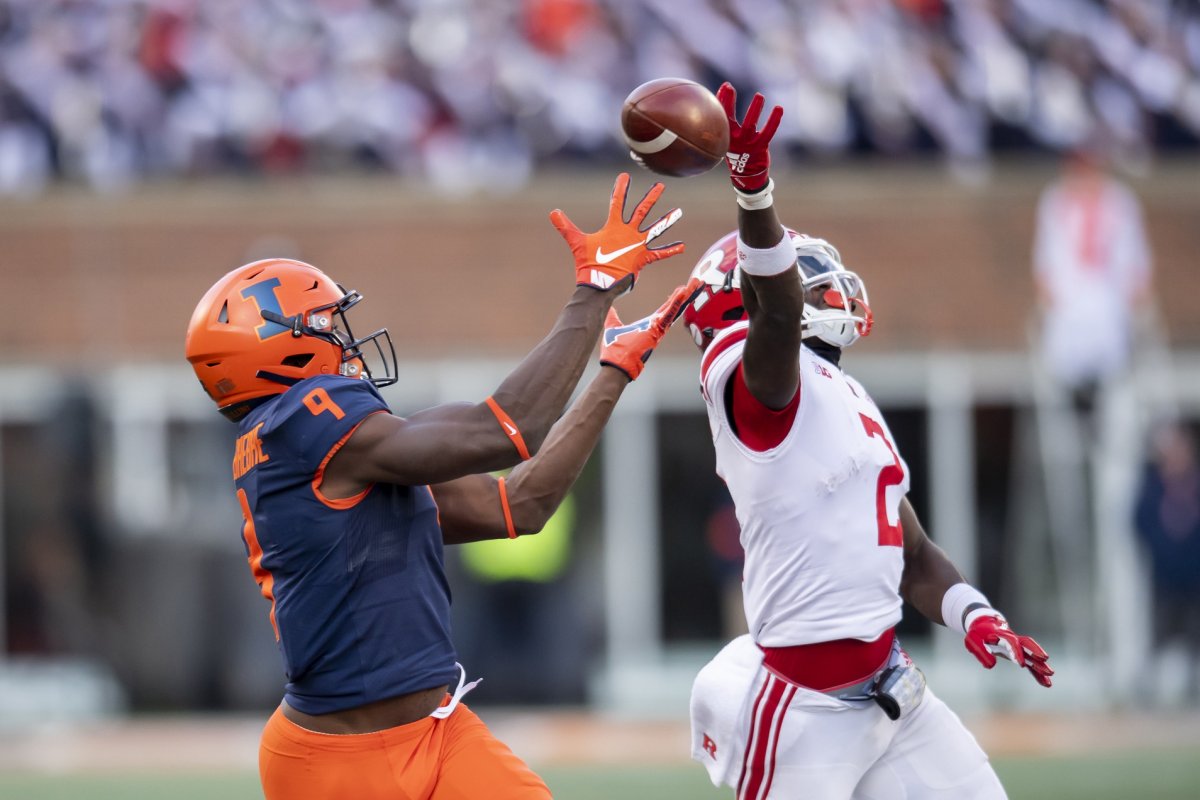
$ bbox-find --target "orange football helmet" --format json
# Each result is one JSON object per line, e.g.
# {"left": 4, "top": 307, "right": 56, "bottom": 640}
{"left": 185, "top": 259, "right": 397, "bottom": 421}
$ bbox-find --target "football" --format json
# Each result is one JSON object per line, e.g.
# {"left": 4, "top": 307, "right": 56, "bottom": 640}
{"left": 620, "top": 78, "right": 730, "bottom": 178}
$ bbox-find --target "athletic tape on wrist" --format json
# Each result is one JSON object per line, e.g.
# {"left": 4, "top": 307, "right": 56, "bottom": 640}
{"left": 484, "top": 396, "right": 531, "bottom": 460}
{"left": 497, "top": 476, "right": 517, "bottom": 539}
{"left": 941, "top": 582, "right": 996, "bottom": 635}
{"left": 737, "top": 229, "right": 796, "bottom": 277}
{"left": 735, "top": 178, "right": 775, "bottom": 211}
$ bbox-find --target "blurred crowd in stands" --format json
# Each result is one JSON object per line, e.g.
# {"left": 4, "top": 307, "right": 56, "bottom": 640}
{"left": 0, "top": 0, "right": 1198, "bottom": 195}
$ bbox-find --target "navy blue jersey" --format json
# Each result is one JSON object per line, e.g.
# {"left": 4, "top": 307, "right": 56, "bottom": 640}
{"left": 233, "top": 375, "right": 458, "bottom": 714}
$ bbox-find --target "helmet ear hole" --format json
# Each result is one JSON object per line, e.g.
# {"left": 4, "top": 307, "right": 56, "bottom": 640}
{"left": 281, "top": 353, "right": 315, "bottom": 368}
{"left": 722, "top": 306, "right": 746, "bottom": 321}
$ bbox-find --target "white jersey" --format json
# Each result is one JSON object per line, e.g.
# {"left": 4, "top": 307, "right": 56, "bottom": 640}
{"left": 700, "top": 323, "right": 908, "bottom": 646}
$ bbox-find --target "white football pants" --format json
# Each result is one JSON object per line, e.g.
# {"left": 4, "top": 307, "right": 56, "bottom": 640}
{"left": 691, "top": 635, "right": 1006, "bottom": 800}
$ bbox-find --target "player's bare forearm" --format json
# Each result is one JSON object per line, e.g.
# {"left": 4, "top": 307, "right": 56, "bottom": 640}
{"left": 432, "top": 366, "right": 629, "bottom": 543}
{"left": 898, "top": 497, "right": 966, "bottom": 625}
{"left": 335, "top": 284, "right": 617, "bottom": 487}
{"left": 503, "top": 366, "right": 626, "bottom": 529}
{"left": 738, "top": 203, "right": 784, "bottom": 248}
{"left": 740, "top": 206, "right": 804, "bottom": 410}
{"left": 487, "top": 283, "right": 621, "bottom": 454}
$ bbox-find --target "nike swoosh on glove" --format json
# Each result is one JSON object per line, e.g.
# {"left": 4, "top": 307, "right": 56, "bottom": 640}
{"left": 964, "top": 615, "right": 1054, "bottom": 687}
{"left": 549, "top": 172, "right": 685, "bottom": 293}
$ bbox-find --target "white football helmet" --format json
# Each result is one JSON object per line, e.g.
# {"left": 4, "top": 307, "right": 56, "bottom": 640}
{"left": 682, "top": 229, "right": 873, "bottom": 350}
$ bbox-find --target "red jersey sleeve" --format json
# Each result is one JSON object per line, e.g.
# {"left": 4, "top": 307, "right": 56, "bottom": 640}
{"left": 728, "top": 362, "right": 800, "bottom": 451}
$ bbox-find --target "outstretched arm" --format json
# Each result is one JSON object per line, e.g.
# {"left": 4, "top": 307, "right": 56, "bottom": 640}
{"left": 322, "top": 175, "right": 685, "bottom": 491}
{"left": 483, "top": 172, "right": 682, "bottom": 455}
{"left": 718, "top": 83, "right": 806, "bottom": 410}
{"left": 432, "top": 281, "right": 697, "bottom": 543}
{"left": 900, "top": 497, "right": 1054, "bottom": 687}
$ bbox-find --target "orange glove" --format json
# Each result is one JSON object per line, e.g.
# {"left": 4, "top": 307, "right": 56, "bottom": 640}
{"left": 550, "top": 173, "right": 685, "bottom": 293}
{"left": 600, "top": 278, "right": 702, "bottom": 380}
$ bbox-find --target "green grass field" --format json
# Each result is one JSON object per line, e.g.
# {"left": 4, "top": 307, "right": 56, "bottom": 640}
{"left": 1, "top": 750, "right": 1197, "bottom": 799}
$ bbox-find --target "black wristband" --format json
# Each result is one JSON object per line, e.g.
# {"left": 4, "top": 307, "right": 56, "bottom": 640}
{"left": 961, "top": 602, "right": 989, "bottom": 631}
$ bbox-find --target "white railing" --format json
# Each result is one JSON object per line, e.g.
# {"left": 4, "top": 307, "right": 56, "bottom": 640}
{"left": 1, "top": 347, "right": 1198, "bottom": 714}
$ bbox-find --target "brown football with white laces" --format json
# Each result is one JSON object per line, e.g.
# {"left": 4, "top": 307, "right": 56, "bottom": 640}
{"left": 620, "top": 78, "right": 730, "bottom": 178}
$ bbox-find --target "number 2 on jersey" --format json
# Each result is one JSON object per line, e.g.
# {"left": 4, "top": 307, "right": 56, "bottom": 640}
{"left": 859, "top": 413, "right": 904, "bottom": 547}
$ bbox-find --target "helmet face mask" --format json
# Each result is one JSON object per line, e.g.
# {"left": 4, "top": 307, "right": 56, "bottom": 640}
{"left": 186, "top": 259, "right": 398, "bottom": 421}
{"left": 795, "top": 241, "right": 873, "bottom": 348}
{"left": 682, "top": 230, "right": 873, "bottom": 352}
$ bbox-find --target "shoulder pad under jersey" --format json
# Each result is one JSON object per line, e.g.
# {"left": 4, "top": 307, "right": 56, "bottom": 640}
{"left": 256, "top": 376, "right": 390, "bottom": 474}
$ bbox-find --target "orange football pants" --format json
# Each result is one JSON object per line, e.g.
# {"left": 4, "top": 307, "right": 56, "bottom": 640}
{"left": 259, "top": 702, "right": 552, "bottom": 800}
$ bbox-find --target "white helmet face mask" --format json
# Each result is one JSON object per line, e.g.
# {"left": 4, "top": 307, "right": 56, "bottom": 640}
{"left": 793, "top": 236, "right": 873, "bottom": 348}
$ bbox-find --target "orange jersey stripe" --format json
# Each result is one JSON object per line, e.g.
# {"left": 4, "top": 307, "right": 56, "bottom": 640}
{"left": 238, "top": 487, "right": 279, "bottom": 641}
{"left": 310, "top": 411, "right": 385, "bottom": 510}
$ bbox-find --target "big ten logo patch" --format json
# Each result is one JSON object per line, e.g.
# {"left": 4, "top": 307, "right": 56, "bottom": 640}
{"left": 233, "top": 422, "right": 269, "bottom": 479}
{"left": 702, "top": 733, "right": 718, "bottom": 760}
{"left": 813, "top": 362, "right": 833, "bottom": 379}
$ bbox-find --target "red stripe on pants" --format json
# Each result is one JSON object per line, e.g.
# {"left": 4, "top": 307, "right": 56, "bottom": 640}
{"left": 759, "top": 683, "right": 796, "bottom": 800}
{"left": 738, "top": 675, "right": 792, "bottom": 800}
{"left": 736, "top": 674, "right": 773, "bottom": 798}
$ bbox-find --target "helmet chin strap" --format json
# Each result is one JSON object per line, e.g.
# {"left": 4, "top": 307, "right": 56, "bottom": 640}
{"left": 801, "top": 303, "right": 863, "bottom": 349}
{"left": 803, "top": 337, "right": 842, "bottom": 366}
{"left": 256, "top": 369, "right": 303, "bottom": 387}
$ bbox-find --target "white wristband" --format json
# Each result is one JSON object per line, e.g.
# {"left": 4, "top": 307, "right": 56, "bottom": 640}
{"left": 736, "top": 230, "right": 795, "bottom": 277}
{"left": 941, "top": 582, "right": 996, "bottom": 635}
{"left": 735, "top": 178, "right": 775, "bottom": 211}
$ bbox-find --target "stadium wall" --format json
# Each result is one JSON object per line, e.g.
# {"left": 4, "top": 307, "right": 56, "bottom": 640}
{"left": 1, "top": 160, "right": 1198, "bottom": 366}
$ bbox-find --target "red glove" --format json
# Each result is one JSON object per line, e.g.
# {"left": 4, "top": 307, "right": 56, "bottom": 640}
{"left": 601, "top": 278, "right": 702, "bottom": 380}
{"left": 550, "top": 173, "right": 685, "bottom": 293}
{"left": 964, "top": 615, "right": 1054, "bottom": 688}
{"left": 716, "top": 82, "right": 783, "bottom": 194}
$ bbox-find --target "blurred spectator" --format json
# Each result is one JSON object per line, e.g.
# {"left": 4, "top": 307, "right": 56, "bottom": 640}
{"left": 1134, "top": 422, "right": 1200, "bottom": 705}
{"left": 0, "top": 0, "right": 1197, "bottom": 194}
{"left": 1032, "top": 146, "right": 1152, "bottom": 418}
{"left": 0, "top": 76, "right": 53, "bottom": 195}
